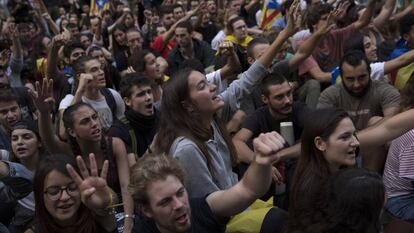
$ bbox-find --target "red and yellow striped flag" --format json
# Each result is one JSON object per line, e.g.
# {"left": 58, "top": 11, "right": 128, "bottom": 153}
{"left": 259, "top": 0, "right": 283, "bottom": 30}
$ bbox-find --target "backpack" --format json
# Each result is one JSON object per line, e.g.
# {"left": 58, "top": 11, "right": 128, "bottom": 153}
{"left": 119, "top": 116, "right": 138, "bottom": 157}
{"left": 100, "top": 88, "right": 117, "bottom": 120}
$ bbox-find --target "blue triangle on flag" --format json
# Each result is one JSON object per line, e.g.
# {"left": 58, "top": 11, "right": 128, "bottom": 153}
{"left": 267, "top": 0, "right": 280, "bottom": 9}
{"left": 97, "top": 0, "right": 107, "bottom": 9}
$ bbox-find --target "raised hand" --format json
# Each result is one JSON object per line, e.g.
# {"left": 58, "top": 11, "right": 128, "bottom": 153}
{"left": 66, "top": 153, "right": 112, "bottom": 211}
{"left": 51, "top": 30, "right": 70, "bottom": 48}
{"left": 333, "top": 1, "right": 351, "bottom": 21}
{"left": 29, "top": 78, "right": 55, "bottom": 114}
{"left": 315, "top": 12, "right": 336, "bottom": 35}
{"left": 77, "top": 73, "right": 94, "bottom": 93}
{"left": 284, "top": 0, "right": 301, "bottom": 36}
{"left": 183, "top": 2, "right": 205, "bottom": 21}
{"left": 218, "top": 41, "right": 235, "bottom": 56}
{"left": 253, "top": 132, "right": 285, "bottom": 166}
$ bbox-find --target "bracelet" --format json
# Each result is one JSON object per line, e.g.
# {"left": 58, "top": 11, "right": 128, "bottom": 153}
{"left": 124, "top": 214, "right": 135, "bottom": 219}
{"left": 106, "top": 190, "right": 113, "bottom": 209}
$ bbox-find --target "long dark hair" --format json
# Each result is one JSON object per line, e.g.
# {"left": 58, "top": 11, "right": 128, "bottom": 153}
{"left": 154, "top": 68, "right": 237, "bottom": 180}
{"left": 322, "top": 168, "right": 384, "bottom": 233}
{"left": 62, "top": 103, "right": 109, "bottom": 158}
{"left": 288, "top": 108, "right": 350, "bottom": 232}
{"left": 33, "top": 154, "right": 97, "bottom": 233}
{"left": 111, "top": 24, "right": 128, "bottom": 56}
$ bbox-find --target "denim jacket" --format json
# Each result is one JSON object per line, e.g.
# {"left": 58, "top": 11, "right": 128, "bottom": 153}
{"left": 0, "top": 161, "right": 33, "bottom": 204}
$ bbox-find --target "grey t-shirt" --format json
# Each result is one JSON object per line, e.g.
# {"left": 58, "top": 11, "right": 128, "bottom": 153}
{"left": 317, "top": 80, "right": 400, "bottom": 130}
{"left": 169, "top": 60, "right": 268, "bottom": 197}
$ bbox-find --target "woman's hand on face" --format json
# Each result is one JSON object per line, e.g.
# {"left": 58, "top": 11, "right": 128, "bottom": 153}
{"left": 66, "top": 153, "right": 112, "bottom": 211}
{"left": 253, "top": 132, "right": 285, "bottom": 166}
{"left": 29, "top": 78, "right": 55, "bottom": 114}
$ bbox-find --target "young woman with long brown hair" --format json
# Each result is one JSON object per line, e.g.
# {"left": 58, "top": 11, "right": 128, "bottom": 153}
{"left": 287, "top": 105, "right": 414, "bottom": 233}
{"left": 153, "top": 0, "right": 301, "bottom": 197}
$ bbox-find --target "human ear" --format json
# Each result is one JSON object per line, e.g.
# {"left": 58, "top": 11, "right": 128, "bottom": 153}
{"left": 261, "top": 94, "right": 269, "bottom": 105}
{"left": 67, "top": 128, "right": 76, "bottom": 138}
{"left": 247, "top": 57, "right": 254, "bottom": 65}
{"left": 123, "top": 97, "right": 131, "bottom": 107}
{"left": 181, "top": 100, "right": 194, "bottom": 112}
{"left": 140, "top": 205, "right": 153, "bottom": 218}
{"left": 314, "top": 136, "right": 326, "bottom": 152}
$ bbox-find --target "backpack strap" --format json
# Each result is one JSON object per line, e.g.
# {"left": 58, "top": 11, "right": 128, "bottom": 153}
{"left": 119, "top": 116, "right": 138, "bottom": 157}
{"left": 100, "top": 88, "right": 117, "bottom": 119}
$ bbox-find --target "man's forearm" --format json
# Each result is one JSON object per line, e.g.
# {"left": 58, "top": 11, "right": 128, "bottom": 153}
{"left": 47, "top": 45, "right": 61, "bottom": 80}
{"left": 11, "top": 34, "right": 22, "bottom": 59}
{"left": 220, "top": 53, "right": 241, "bottom": 78}
{"left": 354, "top": 0, "right": 376, "bottom": 30}
{"left": 279, "top": 143, "right": 301, "bottom": 160}
{"left": 289, "top": 32, "right": 324, "bottom": 70}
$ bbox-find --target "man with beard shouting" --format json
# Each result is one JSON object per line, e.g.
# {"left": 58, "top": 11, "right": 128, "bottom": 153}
{"left": 317, "top": 50, "right": 400, "bottom": 171}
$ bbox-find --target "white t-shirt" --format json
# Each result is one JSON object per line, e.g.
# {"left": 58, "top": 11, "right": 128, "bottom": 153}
{"left": 207, "top": 69, "right": 229, "bottom": 94}
{"left": 211, "top": 30, "right": 226, "bottom": 51}
{"left": 59, "top": 88, "right": 125, "bottom": 130}
{"left": 370, "top": 62, "right": 385, "bottom": 81}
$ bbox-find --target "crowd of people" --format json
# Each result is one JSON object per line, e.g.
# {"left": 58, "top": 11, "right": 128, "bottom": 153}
{"left": 0, "top": 0, "right": 414, "bottom": 232}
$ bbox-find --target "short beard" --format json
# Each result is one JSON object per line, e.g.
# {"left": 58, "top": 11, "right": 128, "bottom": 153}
{"left": 342, "top": 79, "right": 371, "bottom": 98}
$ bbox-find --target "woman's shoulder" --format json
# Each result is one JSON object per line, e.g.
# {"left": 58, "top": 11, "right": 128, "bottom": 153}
{"left": 169, "top": 137, "right": 203, "bottom": 157}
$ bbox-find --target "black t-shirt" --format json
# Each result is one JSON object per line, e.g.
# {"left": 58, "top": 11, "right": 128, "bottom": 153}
{"left": 242, "top": 102, "right": 308, "bottom": 144}
{"left": 133, "top": 198, "right": 226, "bottom": 233}
{"left": 115, "top": 51, "right": 129, "bottom": 73}
{"left": 196, "top": 23, "right": 220, "bottom": 44}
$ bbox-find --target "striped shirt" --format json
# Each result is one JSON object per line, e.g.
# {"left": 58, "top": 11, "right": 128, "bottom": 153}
{"left": 383, "top": 129, "right": 414, "bottom": 198}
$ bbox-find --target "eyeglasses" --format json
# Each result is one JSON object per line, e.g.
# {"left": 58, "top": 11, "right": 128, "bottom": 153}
{"left": 44, "top": 182, "right": 79, "bottom": 201}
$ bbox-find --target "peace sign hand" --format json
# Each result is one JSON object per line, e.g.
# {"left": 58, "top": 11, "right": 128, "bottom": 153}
{"left": 66, "top": 153, "right": 112, "bottom": 211}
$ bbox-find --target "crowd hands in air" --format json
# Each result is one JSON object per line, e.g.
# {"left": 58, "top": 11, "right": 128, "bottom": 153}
{"left": 1, "top": 0, "right": 414, "bottom": 232}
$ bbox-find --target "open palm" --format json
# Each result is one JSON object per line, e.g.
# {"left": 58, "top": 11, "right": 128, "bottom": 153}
{"left": 29, "top": 78, "right": 55, "bottom": 114}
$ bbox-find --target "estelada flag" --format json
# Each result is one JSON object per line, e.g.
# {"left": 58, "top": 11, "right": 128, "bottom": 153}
{"left": 90, "top": 0, "right": 110, "bottom": 15}
{"left": 259, "top": 0, "right": 283, "bottom": 30}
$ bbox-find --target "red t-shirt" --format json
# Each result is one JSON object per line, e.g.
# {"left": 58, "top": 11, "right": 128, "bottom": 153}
{"left": 151, "top": 35, "right": 176, "bottom": 58}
